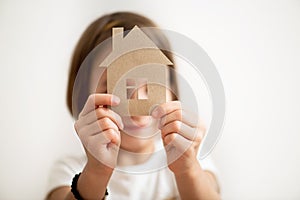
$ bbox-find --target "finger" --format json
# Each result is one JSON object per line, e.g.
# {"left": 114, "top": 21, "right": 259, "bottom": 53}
{"left": 159, "top": 109, "right": 199, "bottom": 129}
{"left": 78, "top": 117, "right": 119, "bottom": 137}
{"left": 76, "top": 107, "right": 124, "bottom": 130}
{"left": 79, "top": 94, "right": 120, "bottom": 118}
{"left": 161, "top": 120, "right": 200, "bottom": 141}
{"left": 151, "top": 101, "right": 181, "bottom": 118}
{"left": 163, "top": 133, "right": 192, "bottom": 153}
{"left": 91, "top": 128, "right": 121, "bottom": 146}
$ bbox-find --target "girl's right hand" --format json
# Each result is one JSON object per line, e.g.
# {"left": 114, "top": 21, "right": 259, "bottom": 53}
{"left": 74, "top": 94, "right": 124, "bottom": 171}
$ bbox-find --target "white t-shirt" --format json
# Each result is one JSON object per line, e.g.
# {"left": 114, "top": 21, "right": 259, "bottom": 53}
{"left": 47, "top": 140, "right": 218, "bottom": 200}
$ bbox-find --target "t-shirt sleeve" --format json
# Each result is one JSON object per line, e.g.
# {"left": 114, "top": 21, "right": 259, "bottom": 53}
{"left": 46, "top": 156, "right": 86, "bottom": 196}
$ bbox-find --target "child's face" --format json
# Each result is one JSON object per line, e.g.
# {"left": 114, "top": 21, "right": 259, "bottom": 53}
{"left": 90, "top": 66, "right": 173, "bottom": 153}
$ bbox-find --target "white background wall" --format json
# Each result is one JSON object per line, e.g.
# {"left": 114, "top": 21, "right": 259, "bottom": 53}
{"left": 1, "top": 0, "right": 300, "bottom": 199}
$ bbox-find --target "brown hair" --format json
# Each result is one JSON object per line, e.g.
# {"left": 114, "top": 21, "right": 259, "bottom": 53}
{"left": 67, "top": 12, "right": 177, "bottom": 118}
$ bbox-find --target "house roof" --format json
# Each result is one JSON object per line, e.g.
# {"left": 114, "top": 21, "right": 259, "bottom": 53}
{"left": 100, "top": 25, "right": 173, "bottom": 67}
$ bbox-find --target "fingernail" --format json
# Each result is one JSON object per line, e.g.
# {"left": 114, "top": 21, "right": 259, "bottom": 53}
{"left": 158, "top": 120, "right": 162, "bottom": 129}
{"left": 151, "top": 107, "right": 160, "bottom": 118}
{"left": 112, "top": 95, "right": 120, "bottom": 104}
{"left": 149, "top": 104, "right": 159, "bottom": 117}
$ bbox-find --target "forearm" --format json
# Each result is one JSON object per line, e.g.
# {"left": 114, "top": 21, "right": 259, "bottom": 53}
{"left": 73, "top": 162, "right": 112, "bottom": 200}
{"left": 174, "top": 163, "right": 220, "bottom": 200}
{"left": 48, "top": 162, "right": 113, "bottom": 200}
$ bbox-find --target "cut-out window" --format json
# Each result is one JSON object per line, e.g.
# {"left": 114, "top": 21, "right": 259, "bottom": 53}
{"left": 126, "top": 78, "right": 148, "bottom": 100}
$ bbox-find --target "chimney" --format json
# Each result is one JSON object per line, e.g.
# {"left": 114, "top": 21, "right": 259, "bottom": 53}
{"left": 112, "top": 27, "right": 124, "bottom": 50}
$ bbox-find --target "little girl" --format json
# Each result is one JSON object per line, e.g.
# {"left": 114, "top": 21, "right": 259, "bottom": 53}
{"left": 46, "top": 12, "right": 220, "bottom": 200}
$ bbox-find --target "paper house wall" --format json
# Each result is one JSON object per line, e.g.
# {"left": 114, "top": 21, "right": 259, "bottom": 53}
{"left": 100, "top": 26, "right": 173, "bottom": 116}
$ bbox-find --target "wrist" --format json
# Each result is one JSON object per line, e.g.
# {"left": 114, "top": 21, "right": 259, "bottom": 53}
{"left": 174, "top": 161, "right": 203, "bottom": 178}
{"left": 75, "top": 163, "right": 112, "bottom": 200}
{"left": 85, "top": 160, "right": 114, "bottom": 177}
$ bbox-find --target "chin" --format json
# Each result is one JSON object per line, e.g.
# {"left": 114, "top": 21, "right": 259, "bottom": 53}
{"left": 120, "top": 131, "right": 157, "bottom": 153}
{"left": 121, "top": 118, "right": 160, "bottom": 138}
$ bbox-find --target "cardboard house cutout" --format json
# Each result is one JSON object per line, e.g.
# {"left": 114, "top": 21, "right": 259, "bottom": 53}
{"left": 100, "top": 26, "right": 173, "bottom": 116}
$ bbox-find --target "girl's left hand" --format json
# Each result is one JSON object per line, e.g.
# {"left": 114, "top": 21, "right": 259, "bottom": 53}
{"left": 151, "top": 101, "right": 206, "bottom": 175}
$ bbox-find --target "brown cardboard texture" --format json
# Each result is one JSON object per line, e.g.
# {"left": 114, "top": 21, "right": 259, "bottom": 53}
{"left": 100, "top": 26, "right": 173, "bottom": 116}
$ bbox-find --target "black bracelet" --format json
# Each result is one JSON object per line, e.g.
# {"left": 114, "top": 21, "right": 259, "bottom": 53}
{"left": 71, "top": 173, "right": 84, "bottom": 200}
{"left": 71, "top": 172, "right": 109, "bottom": 200}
